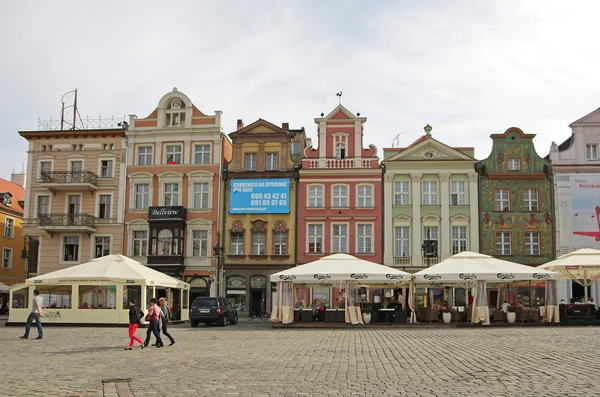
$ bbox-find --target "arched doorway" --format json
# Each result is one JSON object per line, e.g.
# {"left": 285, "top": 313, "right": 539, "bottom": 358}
{"left": 188, "top": 277, "right": 210, "bottom": 302}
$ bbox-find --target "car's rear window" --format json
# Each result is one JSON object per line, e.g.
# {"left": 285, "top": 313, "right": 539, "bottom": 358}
{"left": 192, "top": 298, "right": 218, "bottom": 308}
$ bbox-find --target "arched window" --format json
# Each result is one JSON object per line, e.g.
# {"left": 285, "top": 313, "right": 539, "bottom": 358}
{"left": 158, "top": 229, "right": 174, "bottom": 255}
{"left": 165, "top": 98, "right": 186, "bottom": 127}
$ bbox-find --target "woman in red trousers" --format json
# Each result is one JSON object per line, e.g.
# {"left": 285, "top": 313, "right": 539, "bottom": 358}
{"left": 125, "top": 298, "right": 145, "bottom": 350}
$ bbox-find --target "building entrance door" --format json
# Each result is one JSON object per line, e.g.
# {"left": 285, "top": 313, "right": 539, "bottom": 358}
{"left": 250, "top": 290, "right": 264, "bottom": 314}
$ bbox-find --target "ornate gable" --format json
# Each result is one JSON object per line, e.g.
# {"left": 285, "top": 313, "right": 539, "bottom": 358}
{"left": 386, "top": 138, "right": 474, "bottom": 162}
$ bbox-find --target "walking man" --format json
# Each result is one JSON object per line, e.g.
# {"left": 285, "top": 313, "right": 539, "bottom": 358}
{"left": 144, "top": 298, "right": 164, "bottom": 348}
{"left": 20, "top": 289, "right": 43, "bottom": 340}
{"left": 159, "top": 297, "right": 175, "bottom": 346}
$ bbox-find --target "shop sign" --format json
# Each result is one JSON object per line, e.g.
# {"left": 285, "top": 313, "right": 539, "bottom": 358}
{"left": 148, "top": 206, "right": 187, "bottom": 220}
{"left": 227, "top": 275, "right": 246, "bottom": 289}
{"left": 250, "top": 276, "right": 267, "bottom": 289}
{"left": 126, "top": 280, "right": 136, "bottom": 284}
{"left": 34, "top": 280, "right": 43, "bottom": 284}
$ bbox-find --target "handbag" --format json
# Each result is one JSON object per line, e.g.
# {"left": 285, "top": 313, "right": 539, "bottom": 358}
{"left": 144, "top": 313, "right": 152, "bottom": 321}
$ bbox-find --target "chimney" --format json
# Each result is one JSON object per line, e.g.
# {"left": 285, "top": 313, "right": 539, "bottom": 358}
{"left": 282, "top": 122, "right": 289, "bottom": 130}
{"left": 10, "top": 172, "right": 26, "bottom": 189}
{"left": 237, "top": 119, "right": 244, "bottom": 130}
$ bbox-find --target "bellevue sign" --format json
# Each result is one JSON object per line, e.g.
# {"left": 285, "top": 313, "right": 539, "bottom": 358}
{"left": 148, "top": 206, "right": 187, "bottom": 220}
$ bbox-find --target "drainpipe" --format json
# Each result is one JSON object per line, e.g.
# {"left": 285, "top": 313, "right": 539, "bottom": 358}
{"left": 119, "top": 122, "right": 129, "bottom": 257}
{"left": 294, "top": 164, "right": 300, "bottom": 268}
{"left": 217, "top": 133, "right": 227, "bottom": 297}
{"left": 381, "top": 163, "right": 386, "bottom": 264}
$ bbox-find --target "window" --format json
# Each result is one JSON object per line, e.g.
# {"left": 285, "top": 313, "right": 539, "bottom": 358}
{"left": 98, "top": 195, "right": 112, "bottom": 219}
{"left": 494, "top": 189, "right": 511, "bottom": 211}
{"left": 332, "top": 224, "right": 347, "bottom": 253}
{"left": 291, "top": 141, "right": 301, "bottom": 155}
{"left": 307, "top": 185, "right": 323, "bottom": 208}
{"left": 194, "top": 144, "right": 211, "bottom": 164}
{"left": 451, "top": 181, "right": 466, "bottom": 205}
{"left": 134, "top": 184, "right": 149, "bottom": 210}
{"left": 266, "top": 153, "right": 278, "bottom": 171}
{"left": 245, "top": 153, "right": 257, "bottom": 171}
{"left": 523, "top": 189, "right": 538, "bottom": 212}
{"left": 332, "top": 185, "right": 348, "bottom": 207}
{"left": 496, "top": 232, "right": 511, "bottom": 255}
{"left": 357, "top": 224, "right": 372, "bottom": 254}
{"left": 157, "top": 229, "right": 177, "bottom": 255}
{"left": 586, "top": 144, "right": 598, "bottom": 160}
{"left": 2, "top": 248, "right": 12, "bottom": 270}
{"left": 394, "top": 181, "right": 409, "bottom": 206}
{"left": 40, "top": 161, "right": 52, "bottom": 178}
{"left": 137, "top": 146, "right": 153, "bottom": 165}
{"left": 63, "top": 236, "right": 80, "bottom": 262}
{"left": 165, "top": 99, "right": 186, "bottom": 127}
{"left": 166, "top": 145, "right": 182, "bottom": 165}
{"left": 508, "top": 159, "right": 521, "bottom": 171}
{"left": 273, "top": 232, "right": 288, "bottom": 255}
{"left": 525, "top": 232, "right": 540, "bottom": 255}
{"left": 100, "top": 160, "right": 113, "bottom": 178}
{"left": 394, "top": 227, "right": 410, "bottom": 257}
{"left": 192, "top": 183, "right": 209, "bottom": 209}
{"left": 357, "top": 185, "right": 372, "bottom": 208}
{"left": 4, "top": 218, "right": 14, "bottom": 238}
{"left": 70, "top": 161, "right": 83, "bottom": 181}
{"left": 308, "top": 224, "right": 323, "bottom": 253}
{"left": 132, "top": 231, "right": 148, "bottom": 256}
{"left": 164, "top": 183, "right": 179, "bottom": 206}
{"left": 230, "top": 233, "right": 244, "bottom": 255}
{"left": 67, "top": 195, "right": 80, "bottom": 215}
{"left": 422, "top": 181, "right": 438, "bottom": 205}
{"left": 37, "top": 195, "right": 50, "bottom": 216}
{"left": 102, "top": 143, "right": 115, "bottom": 150}
{"left": 252, "top": 232, "right": 266, "bottom": 255}
{"left": 452, "top": 226, "right": 468, "bottom": 255}
{"left": 192, "top": 231, "right": 208, "bottom": 257}
{"left": 78, "top": 285, "right": 115, "bottom": 309}
{"left": 423, "top": 226, "right": 439, "bottom": 257}
{"left": 94, "top": 236, "right": 111, "bottom": 258}
{"left": 335, "top": 143, "right": 346, "bottom": 159}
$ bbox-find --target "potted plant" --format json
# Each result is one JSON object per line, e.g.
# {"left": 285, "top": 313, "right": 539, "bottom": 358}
{"left": 506, "top": 306, "right": 516, "bottom": 323}
{"left": 361, "top": 307, "right": 371, "bottom": 324}
{"left": 441, "top": 309, "right": 452, "bottom": 324}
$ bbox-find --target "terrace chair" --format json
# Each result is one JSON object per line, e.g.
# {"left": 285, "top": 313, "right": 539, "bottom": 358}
{"left": 417, "top": 308, "right": 428, "bottom": 323}
{"left": 515, "top": 307, "right": 525, "bottom": 323}
{"left": 427, "top": 309, "right": 440, "bottom": 323}
{"left": 466, "top": 306, "right": 472, "bottom": 323}
{"left": 451, "top": 309, "right": 463, "bottom": 323}
{"left": 493, "top": 310, "right": 505, "bottom": 323}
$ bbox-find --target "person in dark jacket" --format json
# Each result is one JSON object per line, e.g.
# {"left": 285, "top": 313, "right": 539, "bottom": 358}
{"left": 125, "top": 299, "right": 145, "bottom": 350}
{"left": 159, "top": 297, "right": 175, "bottom": 346}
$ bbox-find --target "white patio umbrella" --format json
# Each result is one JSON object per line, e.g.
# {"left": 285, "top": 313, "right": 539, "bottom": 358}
{"left": 537, "top": 248, "right": 600, "bottom": 303}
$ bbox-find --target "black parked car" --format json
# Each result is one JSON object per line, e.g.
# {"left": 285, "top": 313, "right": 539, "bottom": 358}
{"left": 190, "top": 297, "right": 238, "bottom": 327}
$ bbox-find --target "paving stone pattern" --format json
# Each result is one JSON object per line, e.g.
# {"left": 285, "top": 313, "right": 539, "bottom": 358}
{"left": 1, "top": 322, "right": 600, "bottom": 397}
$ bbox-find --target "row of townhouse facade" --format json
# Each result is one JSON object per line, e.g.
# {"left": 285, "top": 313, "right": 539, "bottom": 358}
{"left": 18, "top": 88, "right": 600, "bottom": 310}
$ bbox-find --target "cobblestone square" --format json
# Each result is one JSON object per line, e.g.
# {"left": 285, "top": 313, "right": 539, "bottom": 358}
{"left": 1, "top": 321, "right": 599, "bottom": 397}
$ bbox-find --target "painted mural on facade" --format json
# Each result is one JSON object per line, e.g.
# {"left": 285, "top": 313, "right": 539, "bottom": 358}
{"left": 570, "top": 173, "right": 600, "bottom": 249}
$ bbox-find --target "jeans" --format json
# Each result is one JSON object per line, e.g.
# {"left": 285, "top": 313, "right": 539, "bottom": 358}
{"left": 24, "top": 313, "right": 43, "bottom": 338}
{"left": 128, "top": 324, "right": 144, "bottom": 347}
{"left": 161, "top": 322, "right": 175, "bottom": 344}
{"left": 144, "top": 320, "right": 163, "bottom": 346}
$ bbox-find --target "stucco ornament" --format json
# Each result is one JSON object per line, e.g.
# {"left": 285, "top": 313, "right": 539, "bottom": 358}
{"left": 410, "top": 145, "right": 450, "bottom": 159}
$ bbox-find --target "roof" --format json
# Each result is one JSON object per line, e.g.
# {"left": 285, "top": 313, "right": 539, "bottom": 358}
{"left": 0, "top": 178, "right": 25, "bottom": 216}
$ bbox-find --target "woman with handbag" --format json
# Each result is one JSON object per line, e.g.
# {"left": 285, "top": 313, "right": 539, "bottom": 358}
{"left": 159, "top": 297, "right": 176, "bottom": 346}
{"left": 125, "top": 299, "right": 145, "bottom": 350}
{"left": 144, "top": 298, "right": 164, "bottom": 348}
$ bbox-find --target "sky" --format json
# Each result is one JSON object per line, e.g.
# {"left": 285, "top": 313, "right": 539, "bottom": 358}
{"left": 1, "top": 1, "right": 599, "bottom": 182}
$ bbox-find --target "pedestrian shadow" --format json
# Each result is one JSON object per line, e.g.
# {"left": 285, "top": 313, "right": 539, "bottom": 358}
{"left": 48, "top": 346, "right": 127, "bottom": 355}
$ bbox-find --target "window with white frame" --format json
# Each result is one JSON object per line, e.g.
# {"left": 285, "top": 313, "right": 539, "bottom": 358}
{"left": 4, "top": 217, "right": 14, "bottom": 238}
{"left": 132, "top": 230, "right": 148, "bottom": 256}
{"left": 307, "top": 185, "right": 323, "bottom": 208}
{"left": 164, "top": 183, "right": 179, "bottom": 206}
{"left": 98, "top": 195, "right": 111, "bottom": 219}
{"left": 194, "top": 144, "right": 211, "bottom": 164}
{"left": 273, "top": 231, "right": 288, "bottom": 255}
{"left": 165, "top": 145, "right": 182, "bottom": 165}
{"left": 525, "top": 232, "right": 540, "bottom": 255}
{"left": 394, "top": 181, "right": 409, "bottom": 205}
{"left": 332, "top": 185, "right": 348, "bottom": 207}
{"left": 307, "top": 224, "right": 323, "bottom": 253}
{"left": 137, "top": 146, "right": 153, "bottom": 165}
{"left": 422, "top": 181, "right": 438, "bottom": 205}
{"left": 37, "top": 195, "right": 50, "bottom": 216}
{"left": 335, "top": 142, "right": 346, "bottom": 159}
{"left": 40, "top": 161, "right": 52, "bottom": 178}
{"left": 266, "top": 153, "right": 278, "bottom": 171}
{"left": 230, "top": 233, "right": 244, "bottom": 255}
{"left": 165, "top": 98, "right": 186, "bottom": 127}
{"left": 451, "top": 226, "right": 468, "bottom": 255}
{"left": 94, "top": 236, "right": 111, "bottom": 258}
{"left": 523, "top": 189, "right": 538, "bottom": 212}
{"left": 100, "top": 160, "right": 113, "bottom": 178}
{"left": 63, "top": 236, "right": 80, "bottom": 262}
{"left": 245, "top": 153, "right": 257, "bottom": 171}
{"left": 135, "top": 184, "right": 149, "bottom": 210}
{"left": 291, "top": 141, "right": 301, "bottom": 155}
{"left": 494, "top": 189, "right": 511, "bottom": 211}
{"left": 192, "top": 230, "right": 208, "bottom": 257}
{"left": 423, "top": 226, "right": 439, "bottom": 257}
{"left": 332, "top": 224, "right": 348, "bottom": 253}
{"left": 357, "top": 185, "right": 372, "bottom": 208}
{"left": 586, "top": 144, "right": 598, "bottom": 160}
{"left": 70, "top": 160, "right": 83, "bottom": 181}
{"left": 357, "top": 224, "right": 372, "bottom": 254}
{"left": 192, "top": 182, "right": 209, "bottom": 209}
{"left": 451, "top": 181, "right": 466, "bottom": 205}
{"left": 495, "top": 232, "right": 511, "bottom": 255}
{"left": 508, "top": 159, "right": 521, "bottom": 171}
{"left": 252, "top": 232, "right": 266, "bottom": 255}
{"left": 394, "top": 226, "right": 410, "bottom": 257}
{"left": 2, "top": 248, "right": 12, "bottom": 269}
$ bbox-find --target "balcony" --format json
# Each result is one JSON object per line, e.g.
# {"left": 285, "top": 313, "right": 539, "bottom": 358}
{"left": 34, "top": 213, "right": 96, "bottom": 234}
{"left": 147, "top": 255, "right": 185, "bottom": 267}
{"left": 306, "top": 159, "right": 373, "bottom": 169}
{"left": 41, "top": 171, "right": 98, "bottom": 193}
{"left": 392, "top": 257, "right": 441, "bottom": 268}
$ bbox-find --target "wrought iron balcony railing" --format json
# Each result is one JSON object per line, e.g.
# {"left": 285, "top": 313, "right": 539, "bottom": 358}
{"left": 41, "top": 171, "right": 98, "bottom": 185}
{"left": 38, "top": 213, "right": 96, "bottom": 228}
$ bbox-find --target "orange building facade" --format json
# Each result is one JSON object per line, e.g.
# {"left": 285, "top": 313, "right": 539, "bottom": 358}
{"left": 0, "top": 179, "right": 26, "bottom": 290}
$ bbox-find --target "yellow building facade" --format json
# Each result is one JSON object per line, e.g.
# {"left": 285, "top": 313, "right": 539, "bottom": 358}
{"left": 0, "top": 179, "right": 27, "bottom": 288}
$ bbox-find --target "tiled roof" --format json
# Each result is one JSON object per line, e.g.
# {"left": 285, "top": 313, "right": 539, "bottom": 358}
{"left": 0, "top": 178, "right": 25, "bottom": 215}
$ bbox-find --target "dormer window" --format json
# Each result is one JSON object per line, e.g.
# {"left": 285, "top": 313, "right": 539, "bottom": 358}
{"left": 335, "top": 142, "right": 346, "bottom": 159}
{"left": 507, "top": 159, "right": 521, "bottom": 171}
{"left": 165, "top": 98, "right": 186, "bottom": 127}
{"left": 586, "top": 144, "right": 598, "bottom": 160}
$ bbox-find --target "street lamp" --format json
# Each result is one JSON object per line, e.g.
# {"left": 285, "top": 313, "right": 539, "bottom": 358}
{"left": 20, "top": 235, "right": 30, "bottom": 279}
{"left": 212, "top": 231, "right": 225, "bottom": 296}
{"left": 421, "top": 229, "right": 437, "bottom": 267}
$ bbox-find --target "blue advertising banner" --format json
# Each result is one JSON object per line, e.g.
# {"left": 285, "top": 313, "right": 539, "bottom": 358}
{"left": 230, "top": 178, "right": 290, "bottom": 214}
